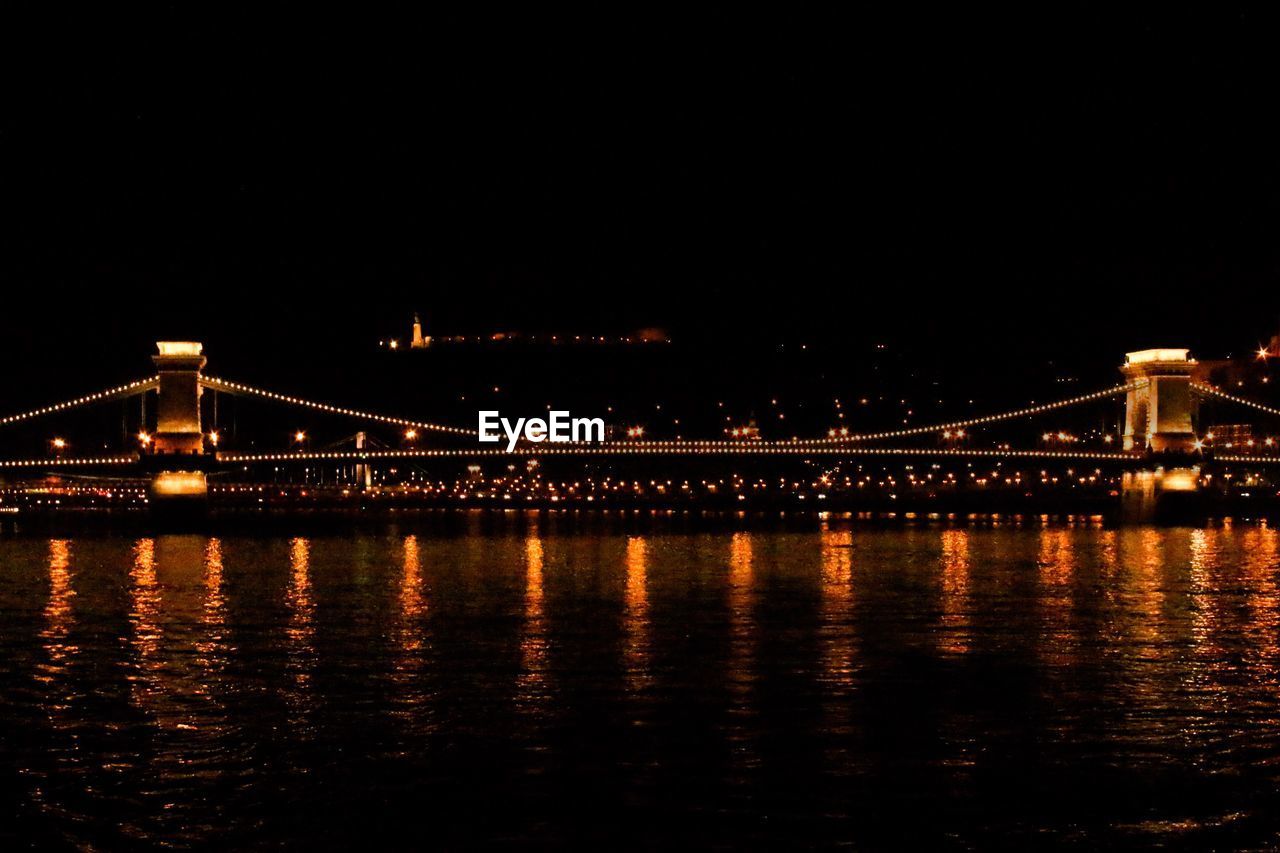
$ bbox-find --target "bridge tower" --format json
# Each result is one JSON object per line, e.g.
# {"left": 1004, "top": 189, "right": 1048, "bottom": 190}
{"left": 151, "top": 341, "right": 207, "bottom": 455}
{"left": 1119, "top": 348, "right": 1200, "bottom": 522}
{"left": 148, "top": 342, "right": 209, "bottom": 512}
{"left": 1120, "top": 348, "right": 1197, "bottom": 452}
{"left": 355, "top": 430, "right": 372, "bottom": 490}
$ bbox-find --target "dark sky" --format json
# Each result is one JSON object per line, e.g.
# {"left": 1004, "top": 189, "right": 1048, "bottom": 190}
{"left": 3, "top": 8, "right": 1280, "bottom": 390}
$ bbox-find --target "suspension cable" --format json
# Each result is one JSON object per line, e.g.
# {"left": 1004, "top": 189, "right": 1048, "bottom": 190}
{"left": 1192, "top": 382, "right": 1280, "bottom": 419}
{"left": 569, "top": 381, "right": 1142, "bottom": 449}
{"left": 0, "top": 455, "right": 138, "bottom": 469}
{"left": 199, "top": 376, "right": 477, "bottom": 437}
{"left": 799, "top": 382, "right": 1142, "bottom": 444}
{"left": 0, "top": 377, "right": 159, "bottom": 429}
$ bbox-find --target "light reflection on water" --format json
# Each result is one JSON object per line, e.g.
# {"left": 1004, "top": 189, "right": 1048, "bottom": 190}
{"left": 725, "top": 531, "right": 756, "bottom": 775}
{"left": 4, "top": 523, "right": 1280, "bottom": 847}
{"left": 938, "top": 528, "right": 969, "bottom": 656}
{"left": 623, "top": 536, "right": 651, "bottom": 693}
{"left": 128, "top": 538, "right": 162, "bottom": 710}
{"left": 37, "top": 540, "right": 74, "bottom": 683}
{"left": 515, "top": 530, "right": 548, "bottom": 709}
{"left": 196, "top": 538, "right": 228, "bottom": 689}
{"left": 285, "top": 537, "right": 315, "bottom": 695}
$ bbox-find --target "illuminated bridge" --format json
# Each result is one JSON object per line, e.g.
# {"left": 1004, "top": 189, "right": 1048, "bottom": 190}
{"left": 1, "top": 342, "right": 1278, "bottom": 519}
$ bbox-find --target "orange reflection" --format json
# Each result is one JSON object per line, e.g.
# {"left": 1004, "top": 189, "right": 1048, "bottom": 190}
{"left": 130, "top": 539, "right": 161, "bottom": 659}
{"left": 286, "top": 538, "right": 315, "bottom": 693}
{"left": 939, "top": 529, "right": 971, "bottom": 655}
{"left": 128, "top": 539, "right": 162, "bottom": 708}
{"left": 623, "top": 536, "right": 651, "bottom": 692}
{"left": 730, "top": 533, "right": 753, "bottom": 591}
{"left": 726, "top": 532, "right": 757, "bottom": 771}
{"left": 1097, "top": 529, "right": 1119, "bottom": 603}
{"left": 391, "top": 534, "right": 431, "bottom": 722}
{"left": 1130, "top": 529, "right": 1166, "bottom": 653}
{"left": 35, "top": 538, "right": 78, "bottom": 769}
{"left": 1242, "top": 527, "right": 1280, "bottom": 685}
{"left": 399, "top": 535, "right": 427, "bottom": 653}
{"left": 1186, "top": 528, "right": 1229, "bottom": 713}
{"left": 727, "top": 531, "right": 755, "bottom": 704}
{"left": 1101, "top": 528, "right": 1178, "bottom": 717}
{"left": 38, "top": 540, "right": 76, "bottom": 681}
{"left": 1037, "top": 528, "right": 1078, "bottom": 668}
{"left": 287, "top": 538, "right": 313, "bottom": 620}
{"left": 1038, "top": 529, "right": 1075, "bottom": 588}
{"left": 196, "top": 538, "right": 228, "bottom": 686}
{"left": 517, "top": 532, "right": 548, "bottom": 704}
{"left": 819, "top": 526, "right": 856, "bottom": 693}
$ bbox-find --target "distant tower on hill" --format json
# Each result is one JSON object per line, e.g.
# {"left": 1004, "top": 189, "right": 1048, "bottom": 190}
{"left": 411, "top": 312, "right": 431, "bottom": 348}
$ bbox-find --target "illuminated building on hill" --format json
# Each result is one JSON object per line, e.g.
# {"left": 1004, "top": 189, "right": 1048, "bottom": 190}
{"left": 411, "top": 313, "right": 430, "bottom": 349}
{"left": 384, "top": 313, "right": 670, "bottom": 348}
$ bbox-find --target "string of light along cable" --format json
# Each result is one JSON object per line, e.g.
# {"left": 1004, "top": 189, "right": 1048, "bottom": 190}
{"left": 784, "top": 381, "right": 1142, "bottom": 445}
{"left": 1192, "top": 382, "right": 1280, "bottom": 419}
{"left": 0, "top": 377, "right": 159, "bottom": 428}
{"left": 583, "top": 382, "right": 1143, "bottom": 450}
{"left": 0, "top": 455, "right": 137, "bottom": 469}
{"left": 200, "top": 376, "right": 476, "bottom": 437}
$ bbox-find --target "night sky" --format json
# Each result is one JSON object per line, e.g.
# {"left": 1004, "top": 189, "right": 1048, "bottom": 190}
{"left": 4, "top": 8, "right": 1280, "bottom": 394}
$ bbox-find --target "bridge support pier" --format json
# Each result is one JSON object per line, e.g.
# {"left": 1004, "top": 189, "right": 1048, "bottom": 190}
{"left": 1120, "top": 465, "right": 1200, "bottom": 523}
{"left": 355, "top": 431, "right": 372, "bottom": 491}
{"left": 149, "top": 470, "right": 209, "bottom": 502}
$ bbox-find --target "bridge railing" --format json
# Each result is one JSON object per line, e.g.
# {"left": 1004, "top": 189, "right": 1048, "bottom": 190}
{"left": 217, "top": 446, "right": 1142, "bottom": 463}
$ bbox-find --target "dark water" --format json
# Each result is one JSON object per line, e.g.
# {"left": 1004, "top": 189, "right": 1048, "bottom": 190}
{"left": 3, "top": 518, "right": 1280, "bottom": 849}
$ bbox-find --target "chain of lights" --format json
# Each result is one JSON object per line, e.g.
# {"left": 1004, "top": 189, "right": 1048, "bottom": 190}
{"left": 0, "top": 376, "right": 160, "bottom": 429}
{"left": 199, "top": 376, "right": 477, "bottom": 437}
{"left": 0, "top": 455, "right": 137, "bottom": 469}
{"left": 197, "top": 376, "right": 1134, "bottom": 449}
{"left": 793, "top": 382, "right": 1143, "bottom": 444}
{"left": 1192, "top": 382, "right": 1280, "bottom": 419}
{"left": 1216, "top": 455, "right": 1280, "bottom": 464}
{"left": 218, "top": 446, "right": 1141, "bottom": 463}
{"left": 574, "top": 382, "right": 1142, "bottom": 450}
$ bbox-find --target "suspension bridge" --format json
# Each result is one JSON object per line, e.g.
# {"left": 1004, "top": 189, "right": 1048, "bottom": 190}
{"left": 1, "top": 342, "right": 1278, "bottom": 519}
